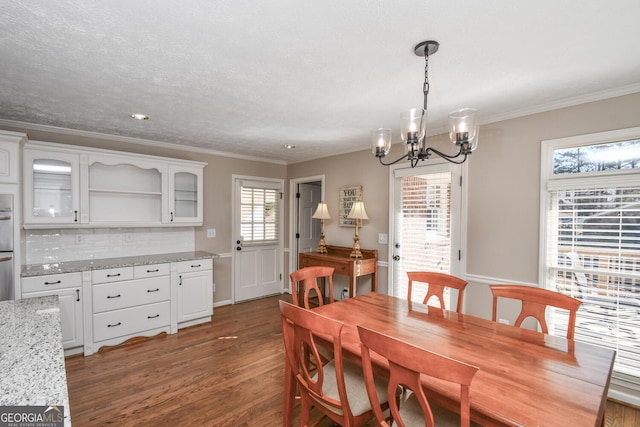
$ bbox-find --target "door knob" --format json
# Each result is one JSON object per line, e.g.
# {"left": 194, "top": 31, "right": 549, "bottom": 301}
{"left": 393, "top": 255, "right": 400, "bottom": 261}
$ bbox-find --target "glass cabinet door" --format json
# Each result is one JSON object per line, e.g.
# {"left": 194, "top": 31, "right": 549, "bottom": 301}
{"left": 24, "top": 150, "right": 80, "bottom": 224}
{"left": 168, "top": 165, "right": 203, "bottom": 224}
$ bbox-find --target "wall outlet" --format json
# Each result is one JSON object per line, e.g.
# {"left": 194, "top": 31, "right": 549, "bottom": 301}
{"left": 378, "top": 233, "right": 388, "bottom": 244}
{"left": 342, "top": 287, "right": 349, "bottom": 300}
{"left": 207, "top": 228, "right": 216, "bottom": 238}
{"left": 125, "top": 232, "right": 134, "bottom": 243}
{"left": 75, "top": 234, "right": 84, "bottom": 244}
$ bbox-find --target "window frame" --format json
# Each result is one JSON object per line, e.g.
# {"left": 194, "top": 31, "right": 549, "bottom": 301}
{"left": 539, "top": 126, "right": 640, "bottom": 406}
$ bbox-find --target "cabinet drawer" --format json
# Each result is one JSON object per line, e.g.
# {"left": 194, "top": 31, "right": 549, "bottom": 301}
{"left": 22, "top": 272, "right": 82, "bottom": 293}
{"left": 93, "top": 301, "right": 170, "bottom": 342}
{"left": 92, "top": 267, "right": 134, "bottom": 284}
{"left": 134, "top": 263, "right": 170, "bottom": 279}
{"left": 93, "top": 276, "right": 170, "bottom": 313}
{"left": 176, "top": 258, "right": 212, "bottom": 273}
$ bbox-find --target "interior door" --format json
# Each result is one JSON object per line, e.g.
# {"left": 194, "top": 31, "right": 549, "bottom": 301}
{"left": 297, "top": 182, "right": 321, "bottom": 260}
{"left": 390, "top": 162, "right": 463, "bottom": 308}
{"left": 233, "top": 177, "right": 284, "bottom": 302}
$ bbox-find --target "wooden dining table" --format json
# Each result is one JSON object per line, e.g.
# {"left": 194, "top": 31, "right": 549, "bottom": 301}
{"left": 282, "top": 292, "right": 616, "bottom": 427}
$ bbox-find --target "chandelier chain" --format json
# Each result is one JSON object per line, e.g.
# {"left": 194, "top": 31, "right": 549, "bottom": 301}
{"left": 422, "top": 50, "right": 430, "bottom": 110}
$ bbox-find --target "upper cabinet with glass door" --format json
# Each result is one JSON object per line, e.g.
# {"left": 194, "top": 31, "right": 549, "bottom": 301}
{"left": 23, "top": 147, "right": 81, "bottom": 225}
{"left": 167, "top": 164, "right": 203, "bottom": 225}
{"left": 23, "top": 141, "right": 206, "bottom": 228}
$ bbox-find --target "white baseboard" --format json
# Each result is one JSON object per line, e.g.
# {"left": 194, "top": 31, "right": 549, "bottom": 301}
{"left": 213, "top": 299, "right": 233, "bottom": 308}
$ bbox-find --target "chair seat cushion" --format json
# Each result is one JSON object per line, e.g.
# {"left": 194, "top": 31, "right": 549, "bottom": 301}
{"left": 315, "top": 358, "right": 388, "bottom": 417}
{"left": 400, "top": 392, "right": 481, "bottom": 427}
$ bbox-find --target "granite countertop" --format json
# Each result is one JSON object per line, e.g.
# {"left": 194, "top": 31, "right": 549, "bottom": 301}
{"left": 0, "top": 296, "right": 71, "bottom": 426}
{"left": 22, "top": 251, "right": 217, "bottom": 277}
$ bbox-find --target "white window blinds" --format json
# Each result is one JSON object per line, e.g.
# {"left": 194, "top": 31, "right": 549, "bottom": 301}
{"left": 547, "top": 186, "right": 640, "bottom": 378}
{"left": 393, "top": 171, "right": 453, "bottom": 307}
{"left": 240, "top": 185, "right": 280, "bottom": 244}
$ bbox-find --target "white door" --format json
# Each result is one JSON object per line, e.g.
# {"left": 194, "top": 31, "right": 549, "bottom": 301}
{"left": 233, "top": 176, "right": 284, "bottom": 302}
{"left": 389, "top": 161, "right": 463, "bottom": 309}
{"left": 297, "top": 183, "right": 322, "bottom": 260}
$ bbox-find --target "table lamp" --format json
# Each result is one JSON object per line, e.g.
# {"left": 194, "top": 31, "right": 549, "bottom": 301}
{"left": 347, "top": 200, "right": 369, "bottom": 258}
{"left": 312, "top": 202, "right": 331, "bottom": 254}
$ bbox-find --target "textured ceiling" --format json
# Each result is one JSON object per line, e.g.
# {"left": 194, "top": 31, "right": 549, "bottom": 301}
{"left": 1, "top": 1, "right": 639, "bottom": 164}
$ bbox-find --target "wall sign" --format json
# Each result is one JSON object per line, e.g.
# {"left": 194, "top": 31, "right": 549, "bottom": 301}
{"left": 339, "top": 185, "right": 362, "bottom": 226}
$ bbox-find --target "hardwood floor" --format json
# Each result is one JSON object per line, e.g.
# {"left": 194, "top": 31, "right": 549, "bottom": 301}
{"left": 66, "top": 294, "right": 639, "bottom": 426}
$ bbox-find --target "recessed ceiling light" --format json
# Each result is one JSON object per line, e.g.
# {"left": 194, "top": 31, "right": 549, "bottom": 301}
{"left": 130, "top": 113, "right": 149, "bottom": 120}
{"left": 284, "top": 144, "right": 296, "bottom": 149}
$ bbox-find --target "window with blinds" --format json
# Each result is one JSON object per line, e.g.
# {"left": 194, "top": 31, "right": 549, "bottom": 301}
{"left": 240, "top": 186, "right": 279, "bottom": 244}
{"left": 542, "top": 134, "right": 640, "bottom": 389}
{"left": 394, "top": 172, "right": 453, "bottom": 307}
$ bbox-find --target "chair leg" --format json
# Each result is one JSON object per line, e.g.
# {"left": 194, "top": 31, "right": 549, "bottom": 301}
{"left": 300, "top": 395, "right": 312, "bottom": 427}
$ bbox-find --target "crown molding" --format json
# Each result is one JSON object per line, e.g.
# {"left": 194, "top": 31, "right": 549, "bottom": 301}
{"left": 0, "top": 119, "right": 287, "bottom": 165}
{"left": 479, "top": 82, "right": 640, "bottom": 126}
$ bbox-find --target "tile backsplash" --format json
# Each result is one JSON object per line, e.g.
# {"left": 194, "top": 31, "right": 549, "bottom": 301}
{"left": 25, "top": 228, "right": 195, "bottom": 265}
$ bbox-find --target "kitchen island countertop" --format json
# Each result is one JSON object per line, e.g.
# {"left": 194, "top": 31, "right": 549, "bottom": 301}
{"left": 0, "top": 295, "right": 71, "bottom": 426}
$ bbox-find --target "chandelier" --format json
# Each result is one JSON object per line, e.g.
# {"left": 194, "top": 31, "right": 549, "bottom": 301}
{"left": 372, "top": 40, "right": 479, "bottom": 167}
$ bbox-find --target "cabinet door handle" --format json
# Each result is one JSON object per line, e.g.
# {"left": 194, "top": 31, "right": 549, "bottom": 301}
{"left": 45, "top": 280, "right": 62, "bottom": 285}
{"left": 147, "top": 288, "right": 160, "bottom": 293}
{"left": 147, "top": 314, "right": 160, "bottom": 319}
{"left": 147, "top": 269, "right": 159, "bottom": 273}
{"left": 76, "top": 289, "right": 80, "bottom": 302}
{"left": 107, "top": 294, "right": 121, "bottom": 299}
{"left": 179, "top": 275, "right": 182, "bottom": 286}
{"left": 107, "top": 322, "right": 122, "bottom": 328}
{"left": 74, "top": 210, "right": 78, "bottom": 222}
{"left": 107, "top": 273, "right": 121, "bottom": 278}
{"left": 170, "top": 212, "right": 174, "bottom": 222}
{"left": 191, "top": 264, "right": 201, "bottom": 268}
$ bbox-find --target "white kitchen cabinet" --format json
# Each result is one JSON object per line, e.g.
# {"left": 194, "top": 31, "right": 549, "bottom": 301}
{"left": 22, "top": 272, "right": 84, "bottom": 352}
{"left": 175, "top": 258, "right": 213, "bottom": 327}
{"left": 22, "top": 140, "right": 205, "bottom": 228}
{"left": 0, "top": 130, "right": 25, "bottom": 183}
{"left": 86, "top": 264, "right": 171, "bottom": 355}
{"left": 23, "top": 147, "right": 81, "bottom": 225}
{"left": 167, "top": 164, "right": 203, "bottom": 225}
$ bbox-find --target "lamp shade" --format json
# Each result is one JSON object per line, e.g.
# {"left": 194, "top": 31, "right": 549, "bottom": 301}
{"left": 312, "top": 202, "right": 331, "bottom": 220}
{"left": 347, "top": 201, "right": 369, "bottom": 220}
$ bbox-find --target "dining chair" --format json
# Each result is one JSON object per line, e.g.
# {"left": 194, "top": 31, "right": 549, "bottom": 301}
{"left": 357, "top": 325, "right": 479, "bottom": 427}
{"left": 290, "top": 266, "right": 335, "bottom": 309}
{"left": 407, "top": 272, "right": 468, "bottom": 313}
{"left": 279, "top": 300, "right": 388, "bottom": 427}
{"left": 490, "top": 284, "right": 582, "bottom": 340}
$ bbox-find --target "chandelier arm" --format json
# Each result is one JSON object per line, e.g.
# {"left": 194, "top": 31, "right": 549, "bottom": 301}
{"left": 378, "top": 152, "right": 410, "bottom": 166}
{"left": 424, "top": 146, "right": 469, "bottom": 164}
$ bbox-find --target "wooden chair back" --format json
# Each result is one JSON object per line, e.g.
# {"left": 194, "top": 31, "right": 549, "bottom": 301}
{"left": 358, "top": 325, "right": 479, "bottom": 427}
{"left": 279, "top": 300, "right": 379, "bottom": 427}
{"left": 290, "top": 266, "right": 334, "bottom": 309}
{"left": 407, "top": 272, "right": 468, "bottom": 313}
{"left": 490, "top": 284, "right": 582, "bottom": 340}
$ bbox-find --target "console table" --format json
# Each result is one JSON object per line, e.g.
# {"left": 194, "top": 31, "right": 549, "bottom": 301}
{"left": 298, "top": 245, "right": 377, "bottom": 299}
